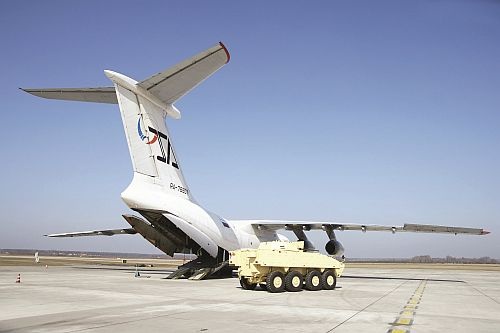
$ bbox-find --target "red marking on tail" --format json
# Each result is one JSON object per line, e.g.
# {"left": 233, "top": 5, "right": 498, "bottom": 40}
{"left": 219, "top": 42, "right": 230, "bottom": 63}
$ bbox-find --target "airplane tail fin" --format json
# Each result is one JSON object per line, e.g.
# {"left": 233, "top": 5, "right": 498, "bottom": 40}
{"left": 22, "top": 42, "right": 230, "bottom": 200}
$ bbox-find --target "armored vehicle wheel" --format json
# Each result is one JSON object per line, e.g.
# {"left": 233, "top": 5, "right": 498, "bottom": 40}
{"left": 285, "top": 271, "right": 303, "bottom": 292}
{"left": 239, "top": 277, "right": 257, "bottom": 290}
{"left": 321, "top": 270, "right": 337, "bottom": 290}
{"left": 266, "top": 271, "right": 285, "bottom": 293}
{"left": 305, "top": 270, "right": 322, "bottom": 291}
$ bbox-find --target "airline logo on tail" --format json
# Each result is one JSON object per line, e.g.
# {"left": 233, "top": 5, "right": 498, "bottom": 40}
{"left": 137, "top": 117, "right": 158, "bottom": 144}
{"left": 137, "top": 116, "right": 179, "bottom": 169}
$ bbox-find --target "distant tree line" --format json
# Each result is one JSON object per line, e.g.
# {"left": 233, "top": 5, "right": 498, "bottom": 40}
{"left": 2, "top": 249, "right": 498, "bottom": 264}
{"left": 409, "top": 255, "right": 499, "bottom": 264}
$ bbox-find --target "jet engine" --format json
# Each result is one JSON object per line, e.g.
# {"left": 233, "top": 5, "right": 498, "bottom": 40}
{"left": 325, "top": 239, "right": 344, "bottom": 256}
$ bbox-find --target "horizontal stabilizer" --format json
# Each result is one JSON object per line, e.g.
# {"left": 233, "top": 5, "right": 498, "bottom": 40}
{"left": 244, "top": 220, "right": 489, "bottom": 235}
{"left": 21, "top": 87, "right": 117, "bottom": 104}
{"left": 45, "top": 228, "right": 137, "bottom": 237}
{"left": 138, "top": 42, "right": 230, "bottom": 104}
{"left": 21, "top": 42, "right": 230, "bottom": 108}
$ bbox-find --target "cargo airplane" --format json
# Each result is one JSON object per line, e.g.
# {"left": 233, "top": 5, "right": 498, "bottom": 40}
{"left": 23, "top": 42, "right": 489, "bottom": 279}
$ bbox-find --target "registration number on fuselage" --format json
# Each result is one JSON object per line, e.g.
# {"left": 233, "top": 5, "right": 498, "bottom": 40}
{"left": 170, "top": 182, "right": 189, "bottom": 195}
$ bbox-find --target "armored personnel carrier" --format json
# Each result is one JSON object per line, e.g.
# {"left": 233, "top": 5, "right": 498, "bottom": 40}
{"left": 230, "top": 241, "right": 344, "bottom": 293}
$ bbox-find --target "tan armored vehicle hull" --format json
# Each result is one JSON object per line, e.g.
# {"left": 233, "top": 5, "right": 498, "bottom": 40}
{"left": 230, "top": 241, "right": 345, "bottom": 293}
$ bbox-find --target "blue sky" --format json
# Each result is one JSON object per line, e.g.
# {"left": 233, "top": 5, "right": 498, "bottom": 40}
{"left": 1, "top": 1, "right": 499, "bottom": 258}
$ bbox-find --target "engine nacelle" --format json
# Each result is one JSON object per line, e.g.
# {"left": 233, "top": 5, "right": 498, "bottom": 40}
{"left": 325, "top": 239, "right": 344, "bottom": 256}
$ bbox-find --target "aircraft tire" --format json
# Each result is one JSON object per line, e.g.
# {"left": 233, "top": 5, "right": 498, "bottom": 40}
{"left": 266, "top": 271, "right": 285, "bottom": 293}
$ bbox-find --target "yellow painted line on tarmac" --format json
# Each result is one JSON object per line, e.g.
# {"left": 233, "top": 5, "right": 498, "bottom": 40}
{"left": 400, "top": 310, "right": 415, "bottom": 316}
{"left": 394, "top": 317, "right": 413, "bottom": 326}
{"left": 403, "top": 307, "right": 418, "bottom": 312}
{"left": 387, "top": 329, "right": 408, "bottom": 333}
{"left": 387, "top": 280, "right": 427, "bottom": 333}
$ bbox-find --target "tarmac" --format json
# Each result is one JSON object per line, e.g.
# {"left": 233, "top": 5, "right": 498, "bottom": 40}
{"left": 1, "top": 264, "right": 499, "bottom": 333}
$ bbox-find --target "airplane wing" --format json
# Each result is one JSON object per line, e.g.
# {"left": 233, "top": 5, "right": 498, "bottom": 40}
{"left": 45, "top": 228, "right": 137, "bottom": 238}
{"left": 247, "top": 220, "right": 489, "bottom": 235}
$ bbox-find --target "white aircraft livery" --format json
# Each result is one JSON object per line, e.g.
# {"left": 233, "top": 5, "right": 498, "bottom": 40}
{"left": 23, "top": 42, "right": 490, "bottom": 279}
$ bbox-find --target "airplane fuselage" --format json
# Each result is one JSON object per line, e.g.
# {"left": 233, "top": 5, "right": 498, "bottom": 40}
{"left": 121, "top": 173, "right": 280, "bottom": 257}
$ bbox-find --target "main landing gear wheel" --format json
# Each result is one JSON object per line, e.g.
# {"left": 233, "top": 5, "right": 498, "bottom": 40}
{"left": 305, "top": 270, "right": 322, "bottom": 291}
{"left": 266, "top": 271, "right": 285, "bottom": 293}
{"left": 285, "top": 271, "right": 303, "bottom": 292}
{"left": 239, "top": 277, "right": 257, "bottom": 290}
{"left": 321, "top": 270, "right": 337, "bottom": 290}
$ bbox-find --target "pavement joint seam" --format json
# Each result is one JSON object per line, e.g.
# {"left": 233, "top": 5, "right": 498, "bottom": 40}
{"left": 325, "top": 281, "right": 408, "bottom": 333}
{"left": 466, "top": 282, "right": 500, "bottom": 305}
